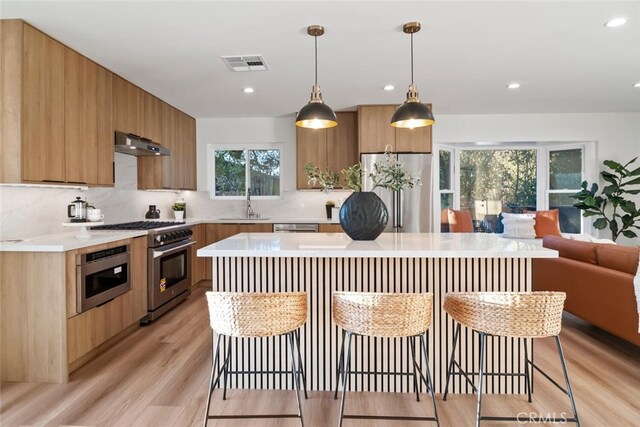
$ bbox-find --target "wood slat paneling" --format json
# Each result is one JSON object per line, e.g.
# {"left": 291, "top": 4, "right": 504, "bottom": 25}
{"left": 211, "top": 256, "right": 532, "bottom": 394}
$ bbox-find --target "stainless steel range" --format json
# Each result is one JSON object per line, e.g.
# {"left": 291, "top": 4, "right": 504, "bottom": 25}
{"left": 92, "top": 221, "right": 194, "bottom": 322}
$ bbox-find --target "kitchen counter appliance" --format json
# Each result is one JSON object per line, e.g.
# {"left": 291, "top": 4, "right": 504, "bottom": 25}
{"left": 273, "top": 223, "right": 319, "bottom": 233}
{"left": 92, "top": 221, "right": 194, "bottom": 322}
{"left": 78, "top": 244, "right": 130, "bottom": 312}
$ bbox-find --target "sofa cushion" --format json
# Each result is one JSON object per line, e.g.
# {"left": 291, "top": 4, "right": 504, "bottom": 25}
{"left": 543, "top": 235, "right": 597, "bottom": 264}
{"left": 595, "top": 244, "right": 640, "bottom": 275}
{"left": 531, "top": 209, "right": 561, "bottom": 238}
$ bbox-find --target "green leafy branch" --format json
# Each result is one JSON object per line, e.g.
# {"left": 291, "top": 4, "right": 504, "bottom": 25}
{"left": 369, "top": 151, "right": 421, "bottom": 191}
{"left": 572, "top": 157, "right": 640, "bottom": 241}
{"left": 304, "top": 162, "right": 341, "bottom": 193}
{"left": 341, "top": 162, "right": 363, "bottom": 191}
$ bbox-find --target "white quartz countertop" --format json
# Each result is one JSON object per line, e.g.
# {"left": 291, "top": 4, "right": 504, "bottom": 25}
{"left": 185, "top": 217, "right": 338, "bottom": 225}
{"left": 0, "top": 230, "right": 147, "bottom": 252}
{"left": 198, "top": 232, "right": 558, "bottom": 259}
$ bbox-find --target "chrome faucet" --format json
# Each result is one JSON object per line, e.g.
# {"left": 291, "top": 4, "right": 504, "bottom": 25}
{"left": 246, "top": 187, "right": 255, "bottom": 218}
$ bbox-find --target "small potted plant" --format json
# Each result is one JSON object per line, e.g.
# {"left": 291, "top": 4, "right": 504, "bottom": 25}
{"left": 172, "top": 202, "right": 185, "bottom": 221}
{"left": 325, "top": 200, "right": 336, "bottom": 219}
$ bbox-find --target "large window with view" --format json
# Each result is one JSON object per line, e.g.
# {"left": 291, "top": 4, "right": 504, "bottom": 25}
{"left": 210, "top": 146, "right": 281, "bottom": 198}
{"left": 435, "top": 143, "right": 591, "bottom": 234}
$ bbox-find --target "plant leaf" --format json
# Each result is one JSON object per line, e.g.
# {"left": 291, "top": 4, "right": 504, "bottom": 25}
{"left": 620, "top": 200, "right": 637, "bottom": 214}
{"left": 582, "top": 210, "right": 601, "bottom": 217}
{"left": 622, "top": 176, "right": 640, "bottom": 186}
{"left": 609, "top": 220, "right": 619, "bottom": 236}
{"left": 593, "top": 218, "right": 608, "bottom": 230}
{"left": 601, "top": 171, "right": 618, "bottom": 185}
{"left": 603, "top": 160, "right": 624, "bottom": 174}
{"left": 622, "top": 230, "right": 638, "bottom": 239}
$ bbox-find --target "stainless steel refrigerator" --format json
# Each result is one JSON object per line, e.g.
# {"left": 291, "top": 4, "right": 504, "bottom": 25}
{"left": 361, "top": 153, "right": 433, "bottom": 233}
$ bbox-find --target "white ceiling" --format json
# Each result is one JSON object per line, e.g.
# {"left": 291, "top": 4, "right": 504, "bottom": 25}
{"left": 2, "top": 1, "right": 639, "bottom": 118}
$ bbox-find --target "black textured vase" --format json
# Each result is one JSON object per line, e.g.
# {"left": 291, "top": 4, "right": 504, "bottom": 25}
{"left": 339, "top": 192, "right": 389, "bottom": 240}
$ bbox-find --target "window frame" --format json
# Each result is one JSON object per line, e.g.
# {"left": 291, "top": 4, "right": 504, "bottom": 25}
{"left": 207, "top": 143, "right": 283, "bottom": 200}
{"left": 432, "top": 141, "right": 596, "bottom": 234}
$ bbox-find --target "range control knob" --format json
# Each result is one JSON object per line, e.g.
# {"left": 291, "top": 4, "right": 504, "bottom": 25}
{"left": 155, "top": 235, "right": 163, "bottom": 243}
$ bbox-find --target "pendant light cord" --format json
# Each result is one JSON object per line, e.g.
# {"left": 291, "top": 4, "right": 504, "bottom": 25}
{"left": 314, "top": 35, "right": 318, "bottom": 86}
{"left": 410, "top": 32, "right": 414, "bottom": 85}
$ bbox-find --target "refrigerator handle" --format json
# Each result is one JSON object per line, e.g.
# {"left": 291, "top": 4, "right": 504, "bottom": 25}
{"left": 398, "top": 189, "right": 403, "bottom": 228}
{"left": 392, "top": 190, "right": 398, "bottom": 228}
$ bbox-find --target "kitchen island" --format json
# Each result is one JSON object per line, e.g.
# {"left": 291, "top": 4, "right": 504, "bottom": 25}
{"left": 198, "top": 232, "right": 557, "bottom": 394}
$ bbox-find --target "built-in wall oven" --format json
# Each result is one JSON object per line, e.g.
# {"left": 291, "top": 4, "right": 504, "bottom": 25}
{"left": 78, "top": 244, "right": 131, "bottom": 313}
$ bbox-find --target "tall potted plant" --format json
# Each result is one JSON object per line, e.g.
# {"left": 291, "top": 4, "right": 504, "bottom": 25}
{"left": 572, "top": 157, "right": 640, "bottom": 242}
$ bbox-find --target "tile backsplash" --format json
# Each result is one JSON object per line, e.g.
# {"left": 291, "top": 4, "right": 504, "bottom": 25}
{"left": 0, "top": 153, "right": 350, "bottom": 240}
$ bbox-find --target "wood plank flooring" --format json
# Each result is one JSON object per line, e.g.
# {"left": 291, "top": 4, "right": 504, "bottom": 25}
{"left": 1, "top": 283, "right": 639, "bottom": 427}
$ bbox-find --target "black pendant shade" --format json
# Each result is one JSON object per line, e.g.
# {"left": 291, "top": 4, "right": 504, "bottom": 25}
{"left": 391, "top": 101, "right": 435, "bottom": 129}
{"left": 295, "top": 101, "right": 337, "bottom": 129}
{"left": 391, "top": 22, "right": 434, "bottom": 129}
{"left": 296, "top": 25, "right": 337, "bottom": 129}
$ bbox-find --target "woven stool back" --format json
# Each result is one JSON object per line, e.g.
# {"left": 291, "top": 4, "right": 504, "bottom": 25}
{"left": 206, "top": 292, "right": 307, "bottom": 337}
{"left": 443, "top": 292, "right": 566, "bottom": 338}
{"left": 333, "top": 292, "right": 433, "bottom": 337}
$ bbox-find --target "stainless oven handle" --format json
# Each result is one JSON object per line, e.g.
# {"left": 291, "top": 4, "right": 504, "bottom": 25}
{"left": 152, "top": 240, "right": 196, "bottom": 258}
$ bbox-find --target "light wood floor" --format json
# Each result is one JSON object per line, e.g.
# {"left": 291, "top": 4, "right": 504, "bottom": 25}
{"left": 1, "top": 283, "right": 639, "bottom": 427}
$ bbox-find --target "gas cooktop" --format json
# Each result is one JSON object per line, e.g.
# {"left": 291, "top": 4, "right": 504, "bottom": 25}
{"left": 91, "top": 221, "right": 186, "bottom": 231}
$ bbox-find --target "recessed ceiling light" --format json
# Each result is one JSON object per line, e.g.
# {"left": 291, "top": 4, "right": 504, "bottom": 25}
{"left": 507, "top": 83, "right": 520, "bottom": 89}
{"left": 243, "top": 87, "right": 255, "bottom": 94}
{"left": 383, "top": 85, "right": 395, "bottom": 91}
{"left": 633, "top": 82, "right": 640, "bottom": 88}
{"left": 605, "top": 17, "right": 627, "bottom": 28}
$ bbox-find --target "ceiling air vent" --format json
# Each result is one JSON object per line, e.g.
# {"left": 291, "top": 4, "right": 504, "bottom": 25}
{"left": 221, "top": 55, "right": 268, "bottom": 71}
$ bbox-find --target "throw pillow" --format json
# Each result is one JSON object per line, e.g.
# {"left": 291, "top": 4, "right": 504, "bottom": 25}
{"left": 447, "top": 209, "right": 474, "bottom": 233}
{"left": 501, "top": 213, "right": 536, "bottom": 239}
{"left": 527, "top": 209, "right": 561, "bottom": 238}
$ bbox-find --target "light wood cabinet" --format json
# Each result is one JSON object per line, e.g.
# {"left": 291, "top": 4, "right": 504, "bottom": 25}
{"left": 137, "top": 104, "right": 196, "bottom": 191}
{"left": 22, "top": 24, "right": 66, "bottom": 182}
{"left": 141, "top": 91, "right": 163, "bottom": 144}
{"left": 65, "top": 48, "right": 113, "bottom": 185}
{"left": 358, "top": 105, "right": 432, "bottom": 154}
{"left": 318, "top": 223, "right": 344, "bottom": 233}
{"left": 296, "top": 112, "right": 358, "bottom": 189}
{"left": 113, "top": 75, "right": 141, "bottom": 135}
{"left": 191, "top": 224, "right": 207, "bottom": 286}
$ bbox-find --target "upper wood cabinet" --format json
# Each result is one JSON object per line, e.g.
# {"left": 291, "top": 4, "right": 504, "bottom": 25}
{"left": 113, "top": 75, "right": 141, "bottom": 136}
{"left": 358, "top": 105, "right": 432, "bottom": 154}
{"left": 137, "top": 103, "right": 196, "bottom": 191}
{"left": 21, "top": 23, "right": 66, "bottom": 183}
{"left": 141, "top": 91, "right": 162, "bottom": 144}
{"left": 296, "top": 112, "right": 358, "bottom": 190}
{"left": 65, "top": 48, "right": 113, "bottom": 185}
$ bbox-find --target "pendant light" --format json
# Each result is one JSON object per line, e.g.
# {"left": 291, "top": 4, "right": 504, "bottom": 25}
{"left": 391, "top": 22, "right": 435, "bottom": 129}
{"left": 295, "top": 25, "right": 337, "bottom": 129}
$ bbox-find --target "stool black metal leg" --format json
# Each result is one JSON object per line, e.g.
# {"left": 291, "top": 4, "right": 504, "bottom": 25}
{"left": 221, "top": 336, "right": 231, "bottom": 401}
{"left": 409, "top": 336, "right": 421, "bottom": 402}
{"left": 294, "top": 329, "right": 309, "bottom": 399}
{"left": 524, "top": 339, "right": 532, "bottom": 403}
{"left": 338, "top": 332, "right": 353, "bottom": 427}
{"left": 420, "top": 333, "right": 440, "bottom": 427}
{"left": 334, "top": 329, "right": 346, "bottom": 400}
{"left": 475, "top": 332, "right": 486, "bottom": 427}
{"left": 203, "top": 333, "right": 222, "bottom": 427}
{"left": 443, "top": 323, "right": 461, "bottom": 401}
{"left": 555, "top": 336, "right": 581, "bottom": 427}
{"left": 287, "top": 331, "right": 305, "bottom": 427}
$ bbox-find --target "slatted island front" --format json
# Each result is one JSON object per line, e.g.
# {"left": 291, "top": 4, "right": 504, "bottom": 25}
{"left": 197, "top": 232, "right": 557, "bottom": 395}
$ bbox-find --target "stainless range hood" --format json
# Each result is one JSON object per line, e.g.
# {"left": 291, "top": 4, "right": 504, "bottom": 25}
{"left": 114, "top": 131, "right": 170, "bottom": 156}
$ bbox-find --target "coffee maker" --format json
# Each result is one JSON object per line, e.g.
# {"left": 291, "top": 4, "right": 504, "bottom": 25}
{"left": 67, "top": 197, "right": 88, "bottom": 222}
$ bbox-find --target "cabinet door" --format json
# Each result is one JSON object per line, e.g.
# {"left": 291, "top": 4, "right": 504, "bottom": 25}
{"left": 174, "top": 111, "right": 188, "bottom": 189}
{"left": 191, "top": 224, "right": 206, "bottom": 286}
{"left": 327, "top": 112, "right": 358, "bottom": 178}
{"left": 237, "top": 223, "right": 273, "bottom": 233}
{"left": 318, "top": 224, "right": 344, "bottom": 233}
{"left": 204, "top": 223, "right": 239, "bottom": 280}
{"left": 357, "top": 105, "right": 396, "bottom": 154}
{"left": 395, "top": 104, "right": 433, "bottom": 153}
{"left": 113, "top": 75, "right": 140, "bottom": 135}
{"left": 65, "top": 50, "right": 113, "bottom": 185}
{"left": 22, "top": 24, "right": 65, "bottom": 182}
{"left": 184, "top": 115, "right": 197, "bottom": 190}
{"left": 130, "top": 236, "right": 148, "bottom": 321}
{"left": 141, "top": 91, "right": 162, "bottom": 143}
{"left": 296, "top": 126, "right": 327, "bottom": 189}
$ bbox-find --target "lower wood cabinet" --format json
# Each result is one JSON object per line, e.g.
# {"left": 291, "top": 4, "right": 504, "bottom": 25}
{"left": 191, "top": 224, "right": 207, "bottom": 286}
{"left": 318, "top": 224, "right": 344, "bottom": 233}
{"left": 0, "top": 236, "right": 147, "bottom": 383}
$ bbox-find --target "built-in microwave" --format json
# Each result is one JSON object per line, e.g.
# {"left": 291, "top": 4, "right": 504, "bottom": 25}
{"left": 77, "top": 245, "right": 131, "bottom": 313}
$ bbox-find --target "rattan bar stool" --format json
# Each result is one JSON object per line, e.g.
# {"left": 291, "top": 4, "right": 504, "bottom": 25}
{"left": 203, "top": 292, "right": 308, "bottom": 427}
{"left": 333, "top": 291, "right": 440, "bottom": 427}
{"left": 442, "top": 292, "right": 580, "bottom": 427}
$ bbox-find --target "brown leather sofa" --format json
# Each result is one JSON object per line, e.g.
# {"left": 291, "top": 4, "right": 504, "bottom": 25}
{"left": 534, "top": 235, "right": 640, "bottom": 346}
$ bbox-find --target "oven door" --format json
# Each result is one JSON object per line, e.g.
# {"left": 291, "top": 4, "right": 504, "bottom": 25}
{"left": 78, "top": 251, "right": 131, "bottom": 313}
{"left": 148, "top": 240, "right": 195, "bottom": 310}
